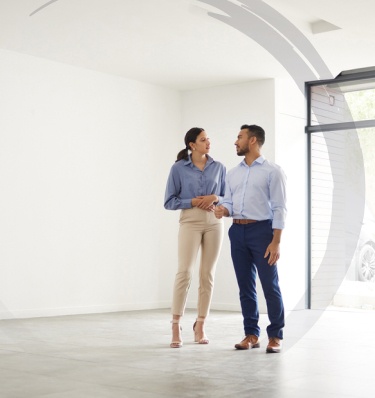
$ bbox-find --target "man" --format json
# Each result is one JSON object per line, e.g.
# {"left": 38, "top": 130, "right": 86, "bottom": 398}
{"left": 214, "top": 124, "right": 286, "bottom": 353}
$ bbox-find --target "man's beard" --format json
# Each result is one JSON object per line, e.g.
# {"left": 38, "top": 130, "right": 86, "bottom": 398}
{"left": 236, "top": 147, "right": 249, "bottom": 156}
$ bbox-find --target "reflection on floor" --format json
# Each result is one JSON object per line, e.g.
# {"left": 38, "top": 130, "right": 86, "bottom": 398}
{"left": 0, "top": 307, "right": 374, "bottom": 398}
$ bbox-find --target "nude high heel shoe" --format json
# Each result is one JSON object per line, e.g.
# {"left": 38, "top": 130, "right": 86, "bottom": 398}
{"left": 193, "top": 317, "right": 209, "bottom": 344}
{"left": 170, "top": 319, "right": 183, "bottom": 348}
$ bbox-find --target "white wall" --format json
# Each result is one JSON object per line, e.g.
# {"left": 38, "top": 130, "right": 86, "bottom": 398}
{"left": 0, "top": 49, "right": 181, "bottom": 319}
{"left": 0, "top": 51, "right": 307, "bottom": 320}
{"left": 275, "top": 78, "right": 308, "bottom": 311}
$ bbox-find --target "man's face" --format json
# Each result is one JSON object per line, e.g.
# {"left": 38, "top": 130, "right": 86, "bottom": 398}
{"left": 235, "top": 129, "right": 250, "bottom": 156}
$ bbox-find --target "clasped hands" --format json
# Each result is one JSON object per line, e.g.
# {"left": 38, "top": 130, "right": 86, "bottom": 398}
{"left": 192, "top": 195, "right": 218, "bottom": 212}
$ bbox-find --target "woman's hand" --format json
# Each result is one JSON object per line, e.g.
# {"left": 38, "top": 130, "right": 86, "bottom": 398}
{"left": 193, "top": 195, "right": 218, "bottom": 210}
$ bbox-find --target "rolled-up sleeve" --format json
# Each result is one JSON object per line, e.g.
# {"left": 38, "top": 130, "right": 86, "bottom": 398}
{"left": 216, "top": 165, "right": 226, "bottom": 205}
{"left": 270, "top": 167, "right": 287, "bottom": 229}
{"left": 221, "top": 174, "right": 233, "bottom": 216}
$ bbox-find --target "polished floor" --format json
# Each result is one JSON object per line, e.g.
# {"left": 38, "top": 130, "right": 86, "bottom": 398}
{"left": 0, "top": 307, "right": 374, "bottom": 398}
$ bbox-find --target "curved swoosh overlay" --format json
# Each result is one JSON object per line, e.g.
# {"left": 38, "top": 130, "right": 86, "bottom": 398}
{"left": 199, "top": 0, "right": 331, "bottom": 90}
{"left": 29, "top": 0, "right": 60, "bottom": 17}
{"left": 198, "top": 0, "right": 365, "bottom": 349}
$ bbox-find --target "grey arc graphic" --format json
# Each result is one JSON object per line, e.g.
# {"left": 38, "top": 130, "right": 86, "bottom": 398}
{"left": 29, "top": 0, "right": 60, "bottom": 16}
{"left": 198, "top": 0, "right": 365, "bottom": 348}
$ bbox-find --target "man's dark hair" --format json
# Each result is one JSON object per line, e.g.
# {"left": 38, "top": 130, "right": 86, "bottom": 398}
{"left": 241, "top": 124, "right": 265, "bottom": 146}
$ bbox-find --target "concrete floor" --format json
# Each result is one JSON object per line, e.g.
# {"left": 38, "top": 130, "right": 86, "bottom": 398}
{"left": 0, "top": 308, "right": 374, "bottom": 398}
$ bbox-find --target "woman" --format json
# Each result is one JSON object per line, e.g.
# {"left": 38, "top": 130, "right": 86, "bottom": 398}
{"left": 164, "top": 127, "right": 226, "bottom": 348}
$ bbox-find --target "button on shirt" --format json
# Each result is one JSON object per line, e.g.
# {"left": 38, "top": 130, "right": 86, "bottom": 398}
{"left": 164, "top": 155, "right": 226, "bottom": 210}
{"left": 222, "top": 156, "right": 287, "bottom": 229}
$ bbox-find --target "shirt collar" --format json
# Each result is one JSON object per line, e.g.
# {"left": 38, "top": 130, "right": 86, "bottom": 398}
{"left": 184, "top": 154, "right": 214, "bottom": 167}
{"left": 240, "top": 155, "right": 265, "bottom": 167}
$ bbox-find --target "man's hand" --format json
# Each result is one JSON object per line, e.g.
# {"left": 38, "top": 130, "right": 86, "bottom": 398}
{"left": 264, "top": 229, "right": 282, "bottom": 265}
{"left": 214, "top": 205, "right": 228, "bottom": 219}
{"left": 264, "top": 242, "right": 280, "bottom": 265}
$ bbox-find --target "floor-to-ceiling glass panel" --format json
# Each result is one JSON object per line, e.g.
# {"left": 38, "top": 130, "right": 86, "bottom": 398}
{"left": 310, "top": 127, "right": 375, "bottom": 309}
{"left": 333, "top": 127, "right": 375, "bottom": 309}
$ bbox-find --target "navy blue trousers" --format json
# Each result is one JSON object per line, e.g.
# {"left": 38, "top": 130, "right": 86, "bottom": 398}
{"left": 229, "top": 220, "right": 284, "bottom": 339}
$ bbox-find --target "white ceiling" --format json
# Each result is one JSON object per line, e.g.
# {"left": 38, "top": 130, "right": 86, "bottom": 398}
{"left": 1, "top": 0, "right": 374, "bottom": 90}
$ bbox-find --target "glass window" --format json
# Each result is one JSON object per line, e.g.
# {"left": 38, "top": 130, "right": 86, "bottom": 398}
{"left": 310, "top": 78, "right": 375, "bottom": 126}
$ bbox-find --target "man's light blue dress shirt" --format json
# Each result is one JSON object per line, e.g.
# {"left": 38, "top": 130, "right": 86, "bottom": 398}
{"left": 222, "top": 156, "right": 287, "bottom": 230}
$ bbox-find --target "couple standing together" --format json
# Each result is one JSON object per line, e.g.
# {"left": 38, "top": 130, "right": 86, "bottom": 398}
{"left": 164, "top": 124, "right": 287, "bottom": 353}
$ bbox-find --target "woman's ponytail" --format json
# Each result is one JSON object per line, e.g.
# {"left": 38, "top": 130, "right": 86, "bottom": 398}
{"left": 176, "top": 147, "right": 190, "bottom": 162}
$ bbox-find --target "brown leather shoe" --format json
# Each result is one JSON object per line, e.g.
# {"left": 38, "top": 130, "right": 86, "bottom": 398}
{"left": 266, "top": 337, "right": 282, "bottom": 353}
{"left": 234, "top": 335, "right": 260, "bottom": 350}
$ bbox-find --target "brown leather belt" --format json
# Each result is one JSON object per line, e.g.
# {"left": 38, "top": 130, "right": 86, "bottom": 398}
{"left": 233, "top": 219, "right": 257, "bottom": 224}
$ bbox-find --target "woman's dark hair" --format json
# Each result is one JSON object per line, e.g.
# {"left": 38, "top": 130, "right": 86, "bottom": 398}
{"left": 241, "top": 124, "right": 265, "bottom": 146}
{"left": 176, "top": 127, "right": 205, "bottom": 162}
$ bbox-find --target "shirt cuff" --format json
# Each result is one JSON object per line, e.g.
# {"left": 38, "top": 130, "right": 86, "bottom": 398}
{"left": 216, "top": 196, "right": 224, "bottom": 206}
{"left": 272, "top": 220, "right": 285, "bottom": 230}
{"left": 223, "top": 205, "right": 232, "bottom": 217}
{"left": 181, "top": 198, "right": 192, "bottom": 209}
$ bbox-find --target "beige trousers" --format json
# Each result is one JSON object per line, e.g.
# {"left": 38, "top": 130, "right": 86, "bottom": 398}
{"left": 171, "top": 207, "right": 224, "bottom": 317}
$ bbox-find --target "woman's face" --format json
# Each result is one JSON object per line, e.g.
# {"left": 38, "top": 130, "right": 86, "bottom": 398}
{"left": 190, "top": 131, "right": 210, "bottom": 154}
